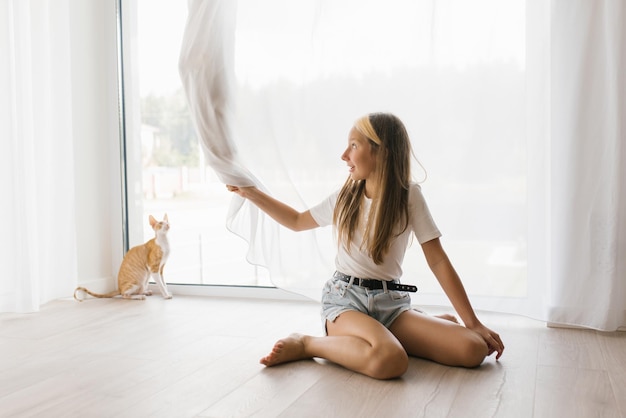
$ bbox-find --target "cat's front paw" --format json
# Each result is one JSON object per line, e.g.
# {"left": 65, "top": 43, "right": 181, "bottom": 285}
{"left": 164, "top": 294, "right": 173, "bottom": 300}
{"left": 144, "top": 290, "right": 153, "bottom": 296}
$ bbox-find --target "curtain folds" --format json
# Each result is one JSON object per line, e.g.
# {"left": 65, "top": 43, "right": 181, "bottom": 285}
{"left": 548, "top": 0, "right": 626, "bottom": 330}
{"left": 180, "top": 0, "right": 625, "bottom": 330}
{"left": 0, "top": 0, "right": 77, "bottom": 313}
{"left": 179, "top": 0, "right": 333, "bottom": 300}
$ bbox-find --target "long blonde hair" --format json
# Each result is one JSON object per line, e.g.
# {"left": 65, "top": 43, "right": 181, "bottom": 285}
{"left": 333, "top": 113, "right": 412, "bottom": 264}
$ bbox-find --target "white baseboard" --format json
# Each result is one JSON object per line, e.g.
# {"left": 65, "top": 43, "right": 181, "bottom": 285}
{"left": 148, "top": 283, "right": 313, "bottom": 302}
{"left": 547, "top": 322, "right": 626, "bottom": 332}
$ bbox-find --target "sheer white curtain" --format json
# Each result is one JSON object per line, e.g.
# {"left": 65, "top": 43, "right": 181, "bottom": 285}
{"left": 546, "top": 0, "right": 626, "bottom": 330}
{"left": 0, "top": 0, "right": 77, "bottom": 313}
{"left": 181, "top": 0, "right": 625, "bottom": 330}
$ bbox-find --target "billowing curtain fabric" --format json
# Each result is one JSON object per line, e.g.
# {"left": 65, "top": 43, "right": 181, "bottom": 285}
{"left": 179, "top": 0, "right": 333, "bottom": 299}
{"left": 548, "top": 0, "right": 626, "bottom": 330}
{"left": 0, "top": 0, "right": 77, "bottom": 312}
{"left": 180, "top": 0, "right": 625, "bottom": 330}
{"left": 179, "top": 0, "right": 256, "bottom": 188}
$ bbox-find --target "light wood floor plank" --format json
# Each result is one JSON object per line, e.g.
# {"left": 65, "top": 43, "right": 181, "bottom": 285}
{"left": 534, "top": 366, "right": 620, "bottom": 418}
{"left": 598, "top": 332, "right": 626, "bottom": 417}
{"left": 198, "top": 359, "right": 327, "bottom": 417}
{"left": 538, "top": 327, "right": 607, "bottom": 370}
{"left": 1, "top": 295, "right": 625, "bottom": 417}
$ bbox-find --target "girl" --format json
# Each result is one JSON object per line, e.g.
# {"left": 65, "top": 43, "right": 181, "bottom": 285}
{"left": 227, "top": 112, "right": 504, "bottom": 380}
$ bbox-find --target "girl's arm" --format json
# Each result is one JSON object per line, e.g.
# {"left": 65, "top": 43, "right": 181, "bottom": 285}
{"left": 421, "top": 237, "right": 505, "bottom": 359}
{"left": 226, "top": 185, "right": 319, "bottom": 232}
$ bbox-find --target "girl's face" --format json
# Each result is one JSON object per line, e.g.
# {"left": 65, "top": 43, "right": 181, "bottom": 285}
{"left": 341, "top": 127, "right": 377, "bottom": 183}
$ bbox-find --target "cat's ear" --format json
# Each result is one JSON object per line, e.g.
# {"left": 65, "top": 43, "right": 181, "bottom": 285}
{"left": 163, "top": 213, "right": 169, "bottom": 222}
{"left": 149, "top": 215, "right": 157, "bottom": 227}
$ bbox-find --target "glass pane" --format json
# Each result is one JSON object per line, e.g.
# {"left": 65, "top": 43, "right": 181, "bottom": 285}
{"left": 123, "top": 0, "right": 527, "bottom": 298}
{"left": 124, "top": 0, "right": 271, "bottom": 286}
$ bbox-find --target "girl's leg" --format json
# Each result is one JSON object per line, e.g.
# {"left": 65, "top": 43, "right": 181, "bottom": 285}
{"left": 260, "top": 310, "right": 408, "bottom": 379}
{"left": 389, "top": 309, "right": 488, "bottom": 367}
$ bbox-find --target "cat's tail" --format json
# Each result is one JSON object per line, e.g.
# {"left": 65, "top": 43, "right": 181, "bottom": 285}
{"left": 73, "top": 287, "right": 121, "bottom": 302}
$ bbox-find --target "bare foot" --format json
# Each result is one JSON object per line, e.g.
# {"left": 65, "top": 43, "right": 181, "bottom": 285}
{"left": 260, "top": 333, "right": 310, "bottom": 367}
{"left": 436, "top": 313, "right": 459, "bottom": 324}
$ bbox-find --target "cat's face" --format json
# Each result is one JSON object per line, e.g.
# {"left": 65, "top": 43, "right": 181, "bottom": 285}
{"left": 149, "top": 214, "right": 170, "bottom": 234}
{"left": 154, "top": 220, "right": 169, "bottom": 234}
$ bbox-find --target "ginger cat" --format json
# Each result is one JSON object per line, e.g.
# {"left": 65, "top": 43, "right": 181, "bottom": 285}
{"left": 74, "top": 214, "right": 172, "bottom": 301}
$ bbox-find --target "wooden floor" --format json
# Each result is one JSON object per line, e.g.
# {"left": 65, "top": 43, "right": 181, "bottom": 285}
{"left": 1, "top": 295, "right": 625, "bottom": 418}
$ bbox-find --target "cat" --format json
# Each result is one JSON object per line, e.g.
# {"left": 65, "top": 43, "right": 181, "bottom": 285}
{"left": 74, "top": 214, "right": 172, "bottom": 301}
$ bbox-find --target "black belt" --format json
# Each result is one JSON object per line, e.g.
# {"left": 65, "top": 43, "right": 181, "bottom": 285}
{"left": 333, "top": 271, "right": 418, "bottom": 293}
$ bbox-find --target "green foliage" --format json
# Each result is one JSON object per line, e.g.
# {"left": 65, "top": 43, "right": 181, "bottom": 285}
{"left": 141, "top": 89, "right": 199, "bottom": 167}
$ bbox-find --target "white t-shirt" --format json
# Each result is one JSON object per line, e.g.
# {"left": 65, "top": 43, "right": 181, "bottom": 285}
{"left": 309, "top": 182, "right": 441, "bottom": 281}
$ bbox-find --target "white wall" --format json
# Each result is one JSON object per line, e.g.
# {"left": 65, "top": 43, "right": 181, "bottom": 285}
{"left": 70, "top": 0, "right": 124, "bottom": 291}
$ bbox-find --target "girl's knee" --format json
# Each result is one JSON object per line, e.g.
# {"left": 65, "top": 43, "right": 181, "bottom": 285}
{"left": 367, "top": 343, "right": 408, "bottom": 380}
{"left": 459, "top": 334, "right": 489, "bottom": 368}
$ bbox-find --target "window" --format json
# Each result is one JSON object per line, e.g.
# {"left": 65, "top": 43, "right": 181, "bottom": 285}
{"left": 121, "top": 0, "right": 271, "bottom": 287}
{"left": 120, "top": 0, "right": 527, "bottom": 299}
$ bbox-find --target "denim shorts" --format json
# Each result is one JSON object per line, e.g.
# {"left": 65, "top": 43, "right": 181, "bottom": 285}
{"left": 320, "top": 275, "right": 412, "bottom": 334}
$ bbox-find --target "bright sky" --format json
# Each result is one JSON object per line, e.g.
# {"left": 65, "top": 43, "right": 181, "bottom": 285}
{"left": 136, "top": 0, "right": 188, "bottom": 95}
{"left": 137, "top": 0, "right": 525, "bottom": 94}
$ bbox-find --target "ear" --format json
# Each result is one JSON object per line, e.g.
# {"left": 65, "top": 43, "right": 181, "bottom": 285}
{"left": 149, "top": 215, "right": 157, "bottom": 227}
{"left": 163, "top": 213, "right": 169, "bottom": 222}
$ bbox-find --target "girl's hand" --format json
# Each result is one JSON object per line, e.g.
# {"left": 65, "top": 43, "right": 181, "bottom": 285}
{"left": 224, "top": 185, "right": 317, "bottom": 231}
{"left": 226, "top": 185, "right": 254, "bottom": 198}
{"left": 468, "top": 323, "right": 505, "bottom": 360}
